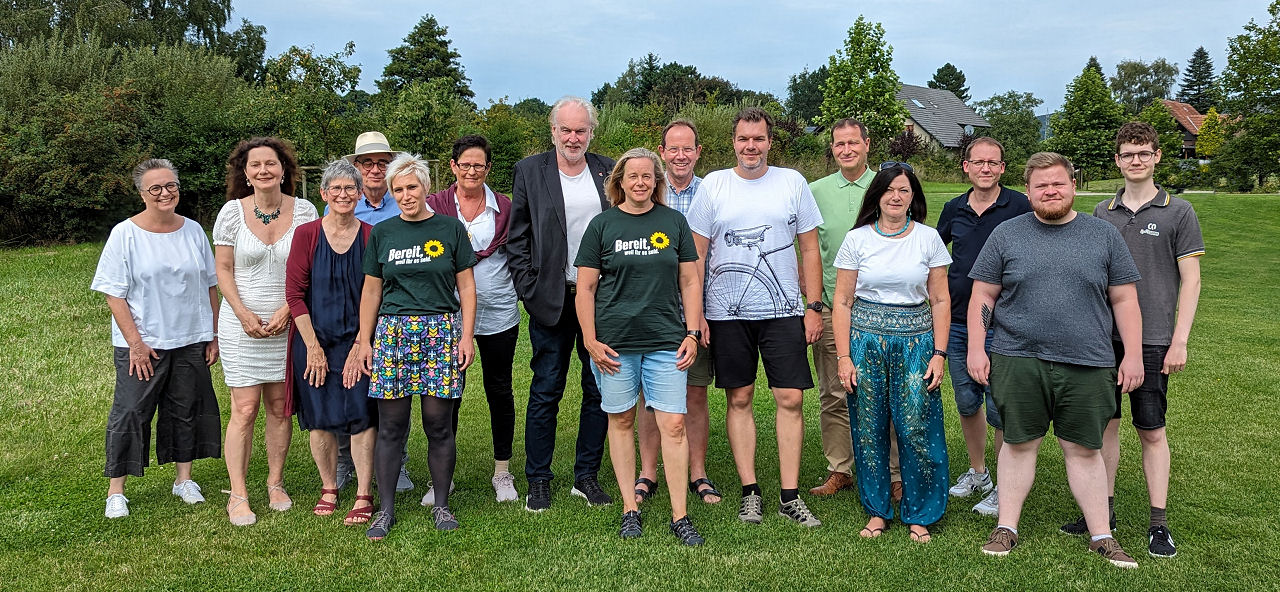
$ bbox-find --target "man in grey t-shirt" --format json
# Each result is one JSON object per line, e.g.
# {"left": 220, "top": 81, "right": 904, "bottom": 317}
{"left": 967, "top": 152, "right": 1146, "bottom": 568}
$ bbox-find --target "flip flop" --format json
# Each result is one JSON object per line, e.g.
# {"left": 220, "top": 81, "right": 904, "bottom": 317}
{"left": 909, "top": 525, "right": 932, "bottom": 543}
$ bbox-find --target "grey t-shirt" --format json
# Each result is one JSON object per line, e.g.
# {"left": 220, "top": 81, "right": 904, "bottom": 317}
{"left": 1093, "top": 189, "right": 1205, "bottom": 346}
{"left": 969, "top": 212, "right": 1141, "bottom": 367}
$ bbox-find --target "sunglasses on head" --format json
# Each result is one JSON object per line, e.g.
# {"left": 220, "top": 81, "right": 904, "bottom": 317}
{"left": 879, "top": 161, "right": 914, "bottom": 172}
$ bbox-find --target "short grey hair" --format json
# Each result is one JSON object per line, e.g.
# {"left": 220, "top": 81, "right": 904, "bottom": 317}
{"left": 549, "top": 96, "right": 599, "bottom": 130}
{"left": 385, "top": 153, "right": 431, "bottom": 193}
{"left": 320, "top": 159, "right": 363, "bottom": 192}
{"left": 132, "top": 158, "right": 178, "bottom": 192}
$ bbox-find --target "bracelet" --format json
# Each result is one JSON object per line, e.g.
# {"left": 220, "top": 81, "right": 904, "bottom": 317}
{"left": 836, "top": 354, "right": 850, "bottom": 361}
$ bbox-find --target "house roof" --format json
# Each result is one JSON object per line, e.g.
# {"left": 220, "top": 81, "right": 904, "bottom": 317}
{"left": 896, "top": 84, "right": 990, "bottom": 148}
{"left": 1161, "top": 99, "right": 1205, "bottom": 135}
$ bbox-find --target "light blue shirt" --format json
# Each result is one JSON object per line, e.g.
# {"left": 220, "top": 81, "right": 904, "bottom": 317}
{"left": 667, "top": 175, "right": 702, "bottom": 216}
{"left": 325, "top": 191, "right": 401, "bottom": 225}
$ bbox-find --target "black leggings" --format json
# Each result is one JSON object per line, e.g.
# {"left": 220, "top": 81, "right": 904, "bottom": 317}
{"left": 375, "top": 396, "right": 458, "bottom": 514}
{"left": 470, "top": 324, "right": 518, "bottom": 461}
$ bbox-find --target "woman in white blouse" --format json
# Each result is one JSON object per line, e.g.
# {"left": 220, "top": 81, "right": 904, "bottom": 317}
{"left": 91, "top": 159, "right": 223, "bottom": 519}
{"left": 832, "top": 163, "right": 952, "bottom": 544}
{"left": 213, "top": 137, "right": 318, "bottom": 525}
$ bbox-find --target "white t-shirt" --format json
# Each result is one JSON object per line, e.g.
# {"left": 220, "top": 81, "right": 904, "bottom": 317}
{"left": 90, "top": 217, "right": 218, "bottom": 349}
{"left": 833, "top": 223, "right": 952, "bottom": 305}
{"left": 457, "top": 187, "right": 520, "bottom": 335}
{"left": 561, "top": 168, "right": 603, "bottom": 283}
{"left": 687, "top": 166, "right": 823, "bottom": 320}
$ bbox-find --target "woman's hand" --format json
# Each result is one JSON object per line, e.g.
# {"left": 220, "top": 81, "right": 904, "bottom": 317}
{"left": 675, "top": 336, "right": 697, "bottom": 371}
{"left": 924, "top": 354, "right": 946, "bottom": 391}
{"left": 342, "top": 343, "right": 365, "bottom": 389}
{"left": 262, "top": 307, "right": 291, "bottom": 337}
{"left": 127, "top": 341, "right": 159, "bottom": 381}
{"left": 236, "top": 309, "right": 268, "bottom": 338}
{"left": 306, "top": 344, "right": 328, "bottom": 388}
{"left": 457, "top": 338, "right": 475, "bottom": 371}
{"left": 837, "top": 355, "right": 857, "bottom": 392}
{"left": 585, "top": 339, "right": 621, "bottom": 375}
{"left": 204, "top": 338, "right": 220, "bottom": 366}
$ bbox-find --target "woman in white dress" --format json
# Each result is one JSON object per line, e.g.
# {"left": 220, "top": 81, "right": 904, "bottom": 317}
{"left": 213, "top": 137, "right": 318, "bottom": 525}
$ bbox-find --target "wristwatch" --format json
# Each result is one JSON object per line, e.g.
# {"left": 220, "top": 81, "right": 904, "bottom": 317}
{"left": 685, "top": 330, "right": 702, "bottom": 341}
{"left": 807, "top": 301, "right": 824, "bottom": 312}
{"left": 932, "top": 349, "right": 948, "bottom": 359}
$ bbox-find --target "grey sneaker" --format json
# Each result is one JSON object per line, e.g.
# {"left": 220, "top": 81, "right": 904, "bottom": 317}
{"left": 1060, "top": 513, "right": 1116, "bottom": 535}
{"left": 105, "top": 493, "right": 129, "bottom": 519}
{"left": 366, "top": 511, "right": 394, "bottom": 541}
{"left": 738, "top": 492, "right": 764, "bottom": 524}
{"left": 571, "top": 476, "right": 614, "bottom": 506}
{"left": 335, "top": 462, "right": 355, "bottom": 490}
{"left": 981, "top": 526, "right": 1018, "bottom": 556}
{"left": 1148, "top": 525, "right": 1177, "bottom": 558}
{"left": 1090, "top": 536, "right": 1139, "bottom": 569}
{"left": 171, "top": 480, "right": 205, "bottom": 504}
{"left": 493, "top": 471, "right": 519, "bottom": 502}
{"left": 778, "top": 497, "right": 822, "bottom": 527}
{"left": 420, "top": 480, "right": 456, "bottom": 507}
{"left": 620, "top": 510, "right": 642, "bottom": 539}
{"left": 949, "top": 468, "right": 994, "bottom": 497}
{"left": 972, "top": 486, "right": 999, "bottom": 516}
{"left": 396, "top": 465, "right": 414, "bottom": 492}
{"left": 432, "top": 506, "right": 459, "bottom": 531}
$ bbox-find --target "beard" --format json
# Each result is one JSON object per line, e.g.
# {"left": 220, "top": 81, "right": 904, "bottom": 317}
{"left": 1033, "top": 196, "right": 1075, "bottom": 221}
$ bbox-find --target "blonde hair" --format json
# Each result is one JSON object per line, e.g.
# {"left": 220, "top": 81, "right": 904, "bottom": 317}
{"left": 1023, "top": 151, "right": 1074, "bottom": 185}
{"left": 385, "top": 153, "right": 431, "bottom": 193}
{"left": 605, "top": 148, "right": 667, "bottom": 207}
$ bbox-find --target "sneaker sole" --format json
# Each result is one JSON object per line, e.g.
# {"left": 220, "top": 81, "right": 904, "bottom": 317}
{"left": 972, "top": 505, "right": 998, "bottom": 516}
{"left": 949, "top": 483, "right": 994, "bottom": 498}
{"left": 1149, "top": 549, "right": 1177, "bottom": 558}
{"left": 1106, "top": 558, "right": 1139, "bottom": 569}
{"left": 524, "top": 499, "right": 550, "bottom": 512}
{"left": 982, "top": 547, "right": 1012, "bottom": 557}
{"left": 738, "top": 514, "right": 763, "bottom": 524}
{"left": 569, "top": 487, "right": 611, "bottom": 506}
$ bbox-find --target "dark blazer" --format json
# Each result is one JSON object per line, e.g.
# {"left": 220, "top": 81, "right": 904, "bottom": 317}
{"left": 506, "top": 150, "right": 614, "bottom": 326}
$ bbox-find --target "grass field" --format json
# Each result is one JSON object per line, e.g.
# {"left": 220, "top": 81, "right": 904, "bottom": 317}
{"left": 1, "top": 188, "right": 1277, "bottom": 590}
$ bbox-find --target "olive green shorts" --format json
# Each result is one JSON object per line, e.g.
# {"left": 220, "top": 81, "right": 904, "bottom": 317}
{"left": 685, "top": 343, "right": 713, "bottom": 388}
{"left": 989, "top": 354, "right": 1117, "bottom": 450}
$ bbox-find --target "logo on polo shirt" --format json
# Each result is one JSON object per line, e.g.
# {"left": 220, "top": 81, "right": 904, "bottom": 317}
{"left": 1140, "top": 223, "right": 1160, "bottom": 237}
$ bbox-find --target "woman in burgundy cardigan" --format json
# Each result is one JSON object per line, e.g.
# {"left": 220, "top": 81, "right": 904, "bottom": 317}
{"left": 285, "top": 160, "right": 378, "bottom": 525}
{"left": 424, "top": 135, "right": 522, "bottom": 504}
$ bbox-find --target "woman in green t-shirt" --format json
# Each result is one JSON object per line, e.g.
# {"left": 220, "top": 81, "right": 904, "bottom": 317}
{"left": 574, "top": 148, "right": 705, "bottom": 546}
{"left": 349, "top": 154, "right": 477, "bottom": 540}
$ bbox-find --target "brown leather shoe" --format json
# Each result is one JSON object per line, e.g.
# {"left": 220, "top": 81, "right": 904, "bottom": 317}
{"left": 808, "top": 471, "right": 853, "bottom": 496}
{"left": 890, "top": 480, "right": 903, "bottom": 502}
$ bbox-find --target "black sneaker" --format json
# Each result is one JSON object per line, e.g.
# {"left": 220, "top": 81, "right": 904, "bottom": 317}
{"left": 669, "top": 515, "right": 705, "bottom": 546}
{"left": 366, "top": 511, "right": 395, "bottom": 541}
{"left": 1060, "top": 513, "right": 1116, "bottom": 535}
{"left": 571, "top": 476, "right": 614, "bottom": 506}
{"left": 432, "top": 506, "right": 459, "bottom": 531}
{"left": 620, "top": 510, "right": 642, "bottom": 539}
{"left": 525, "top": 479, "right": 551, "bottom": 512}
{"left": 1148, "top": 525, "right": 1177, "bottom": 558}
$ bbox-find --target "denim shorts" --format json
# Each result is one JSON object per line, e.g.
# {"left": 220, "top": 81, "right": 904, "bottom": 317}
{"left": 1111, "top": 341, "right": 1170, "bottom": 430}
{"left": 947, "top": 323, "right": 1002, "bottom": 429}
{"left": 592, "top": 349, "right": 688, "bottom": 414}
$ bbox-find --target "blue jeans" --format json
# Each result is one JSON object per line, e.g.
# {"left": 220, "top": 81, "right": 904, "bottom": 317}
{"left": 947, "top": 323, "right": 1002, "bottom": 430}
{"left": 592, "top": 350, "right": 688, "bottom": 414}
{"left": 524, "top": 290, "right": 607, "bottom": 483}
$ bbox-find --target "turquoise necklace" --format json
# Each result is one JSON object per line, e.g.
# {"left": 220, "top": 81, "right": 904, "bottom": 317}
{"left": 874, "top": 218, "right": 910, "bottom": 237}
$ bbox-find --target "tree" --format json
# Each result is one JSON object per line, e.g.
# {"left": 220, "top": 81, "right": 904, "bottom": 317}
{"left": 1136, "top": 100, "right": 1184, "bottom": 183}
{"left": 384, "top": 78, "right": 472, "bottom": 165}
{"left": 927, "top": 62, "right": 970, "bottom": 103}
{"left": 265, "top": 43, "right": 362, "bottom": 165}
{"left": 1086, "top": 56, "right": 1107, "bottom": 84}
{"left": 819, "top": 16, "right": 909, "bottom": 144}
{"left": 888, "top": 130, "right": 925, "bottom": 160}
{"left": 1221, "top": 0, "right": 1280, "bottom": 187}
{"left": 1196, "top": 106, "right": 1225, "bottom": 157}
{"left": 1177, "top": 46, "right": 1220, "bottom": 112}
{"left": 377, "top": 14, "right": 472, "bottom": 101}
{"left": 215, "top": 18, "right": 267, "bottom": 84}
{"left": 1110, "top": 58, "right": 1179, "bottom": 114}
{"left": 1046, "top": 66, "right": 1126, "bottom": 180}
{"left": 785, "top": 65, "right": 827, "bottom": 123}
{"left": 972, "top": 90, "right": 1044, "bottom": 163}
{"left": 592, "top": 54, "right": 778, "bottom": 117}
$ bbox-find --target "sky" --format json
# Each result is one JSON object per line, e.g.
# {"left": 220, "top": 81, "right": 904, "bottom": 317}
{"left": 232, "top": 0, "right": 1271, "bottom": 115}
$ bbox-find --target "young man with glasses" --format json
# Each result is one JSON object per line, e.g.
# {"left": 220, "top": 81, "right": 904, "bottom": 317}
{"left": 1064, "top": 122, "right": 1204, "bottom": 558}
{"left": 936, "top": 137, "right": 1031, "bottom": 517}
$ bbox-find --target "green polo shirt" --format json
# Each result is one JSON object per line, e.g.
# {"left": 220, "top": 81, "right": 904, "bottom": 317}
{"left": 810, "top": 167, "right": 876, "bottom": 306}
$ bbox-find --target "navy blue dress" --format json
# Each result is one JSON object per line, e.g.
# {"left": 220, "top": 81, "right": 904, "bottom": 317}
{"left": 291, "top": 229, "right": 375, "bottom": 434}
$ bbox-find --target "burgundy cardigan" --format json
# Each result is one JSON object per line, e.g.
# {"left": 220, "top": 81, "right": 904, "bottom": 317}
{"left": 282, "top": 219, "right": 373, "bottom": 417}
{"left": 424, "top": 183, "right": 512, "bottom": 259}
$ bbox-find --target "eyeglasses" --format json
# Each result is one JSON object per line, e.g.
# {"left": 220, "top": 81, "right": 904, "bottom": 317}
{"left": 879, "top": 161, "right": 914, "bottom": 172}
{"left": 966, "top": 160, "right": 1004, "bottom": 169}
{"left": 145, "top": 182, "right": 180, "bottom": 196}
{"left": 357, "top": 159, "right": 391, "bottom": 170}
{"left": 454, "top": 163, "right": 489, "bottom": 172}
{"left": 1117, "top": 151, "right": 1156, "bottom": 163}
{"left": 325, "top": 185, "right": 359, "bottom": 196}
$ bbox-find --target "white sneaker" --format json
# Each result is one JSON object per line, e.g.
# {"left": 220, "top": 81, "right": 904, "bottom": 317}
{"left": 419, "top": 480, "right": 456, "bottom": 507}
{"left": 171, "top": 480, "right": 205, "bottom": 504}
{"left": 493, "top": 471, "right": 519, "bottom": 502}
{"left": 973, "top": 486, "right": 999, "bottom": 516}
{"left": 948, "top": 468, "right": 993, "bottom": 497}
{"left": 105, "top": 493, "right": 129, "bottom": 518}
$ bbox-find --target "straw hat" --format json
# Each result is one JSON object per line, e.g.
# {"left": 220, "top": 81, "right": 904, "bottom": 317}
{"left": 344, "top": 131, "right": 400, "bottom": 163}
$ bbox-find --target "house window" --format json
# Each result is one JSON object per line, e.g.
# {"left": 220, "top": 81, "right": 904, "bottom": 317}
{"left": 906, "top": 124, "right": 914, "bottom": 134}
{"left": 910, "top": 98, "right": 925, "bottom": 108}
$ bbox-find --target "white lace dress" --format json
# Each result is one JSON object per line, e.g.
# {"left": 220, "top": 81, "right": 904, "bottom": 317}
{"left": 212, "top": 198, "right": 319, "bottom": 387}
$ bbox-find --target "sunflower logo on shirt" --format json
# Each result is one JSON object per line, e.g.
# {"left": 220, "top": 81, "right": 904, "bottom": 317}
{"left": 650, "top": 231, "right": 670, "bottom": 250}
{"left": 423, "top": 240, "right": 445, "bottom": 258}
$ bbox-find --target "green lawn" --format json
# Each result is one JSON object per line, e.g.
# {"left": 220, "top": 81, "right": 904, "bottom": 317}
{"left": 1, "top": 192, "right": 1277, "bottom": 590}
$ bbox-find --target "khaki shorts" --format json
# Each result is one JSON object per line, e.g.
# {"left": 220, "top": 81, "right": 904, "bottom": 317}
{"left": 989, "top": 354, "right": 1117, "bottom": 450}
{"left": 685, "top": 343, "right": 713, "bottom": 387}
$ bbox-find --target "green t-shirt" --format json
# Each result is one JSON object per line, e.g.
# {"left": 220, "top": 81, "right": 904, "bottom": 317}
{"left": 363, "top": 215, "right": 477, "bottom": 316}
{"left": 810, "top": 167, "right": 876, "bottom": 306}
{"left": 574, "top": 205, "right": 698, "bottom": 353}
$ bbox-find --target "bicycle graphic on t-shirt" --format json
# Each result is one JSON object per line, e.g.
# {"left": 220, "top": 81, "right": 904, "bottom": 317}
{"left": 707, "top": 223, "right": 801, "bottom": 318}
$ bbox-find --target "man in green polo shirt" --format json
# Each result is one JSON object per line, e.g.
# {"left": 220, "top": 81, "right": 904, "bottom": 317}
{"left": 806, "top": 118, "right": 899, "bottom": 497}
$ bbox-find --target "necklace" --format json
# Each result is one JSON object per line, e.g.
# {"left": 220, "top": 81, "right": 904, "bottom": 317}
{"left": 874, "top": 218, "right": 910, "bottom": 237}
{"left": 253, "top": 195, "right": 281, "bottom": 225}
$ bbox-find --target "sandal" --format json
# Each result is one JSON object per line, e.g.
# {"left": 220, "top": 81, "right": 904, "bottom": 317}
{"left": 222, "top": 490, "right": 257, "bottom": 527}
{"left": 689, "top": 478, "right": 722, "bottom": 504}
{"left": 634, "top": 477, "right": 659, "bottom": 503}
{"left": 267, "top": 482, "right": 293, "bottom": 512}
{"left": 313, "top": 488, "right": 339, "bottom": 516}
{"left": 345, "top": 495, "right": 375, "bottom": 526}
{"left": 860, "top": 517, "right": 888, "bottom": 538}
{"left": 909, "top": 524, "right": 932, "bottom": 544}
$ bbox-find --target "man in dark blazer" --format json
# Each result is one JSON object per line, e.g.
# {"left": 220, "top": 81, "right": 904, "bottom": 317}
{"left": 507, "top": 96, "right": 616, "bottom": 512}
